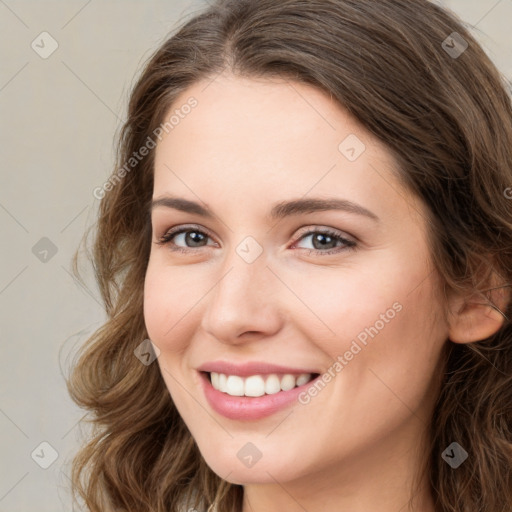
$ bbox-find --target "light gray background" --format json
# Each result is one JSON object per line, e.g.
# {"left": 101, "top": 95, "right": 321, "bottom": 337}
{"left": 0, "top": 1, "right": 511, "bottom": 511}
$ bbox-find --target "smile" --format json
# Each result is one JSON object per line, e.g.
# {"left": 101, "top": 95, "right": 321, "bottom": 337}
{"left": 209, "top": 372, "right": 315, "bottom": 397}
{"left": 198, "top": 369, "right": 321, "bottom": 421}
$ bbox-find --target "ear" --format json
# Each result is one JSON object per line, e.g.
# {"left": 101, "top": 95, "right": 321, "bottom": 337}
{"left": 447, "top": 281, "right": 510, "bottom": 344}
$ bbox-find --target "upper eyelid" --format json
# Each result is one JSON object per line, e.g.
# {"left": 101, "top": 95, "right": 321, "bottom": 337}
{"left": 151, "top": 208, "right": 361, "bottom": 238}
{"left": 160, "top": 223, "right": 215, "bottom": 239}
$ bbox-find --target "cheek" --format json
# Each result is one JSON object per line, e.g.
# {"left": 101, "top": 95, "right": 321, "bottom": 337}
{"left": 143, "top": 259, "right": 202, "bottom": 352}
{"left": 143, "top": 266, "right": 168, "bottom": 344}
{"left": 143, "top": 262, "right": 204, "bottom": 416}
{"left": 335, "top": 282, "right": 446, "bottom": 427}
{"left": 282, "top": 254, "right": 446, "bottom": 393}
{"left": 275, "top": 257, "right": 409, "bottom": 350}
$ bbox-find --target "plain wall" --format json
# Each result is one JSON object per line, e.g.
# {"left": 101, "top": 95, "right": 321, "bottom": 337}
{"left": 0, "top": 1, "right": 511, "bottom": 510}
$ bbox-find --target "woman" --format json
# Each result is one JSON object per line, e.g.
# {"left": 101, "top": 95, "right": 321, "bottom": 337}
{"left": 67, "top": 1, "right": 512, "bottom": 511}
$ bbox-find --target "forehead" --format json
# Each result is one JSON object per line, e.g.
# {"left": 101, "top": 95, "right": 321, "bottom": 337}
{"left": 156, "top": 73, "right": 376, "bottom": 160}
{"left": 152, "top": 73, "right": 422, "bottom": 226}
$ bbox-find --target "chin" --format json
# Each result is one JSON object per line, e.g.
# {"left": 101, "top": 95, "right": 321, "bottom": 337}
{"left": 199, "top": 445, "right": 308, "bottom": 485}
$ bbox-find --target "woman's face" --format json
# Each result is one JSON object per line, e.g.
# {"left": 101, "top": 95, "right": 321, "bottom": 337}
{"left": 144, "top": 73, "right": 449, "bottom": 487}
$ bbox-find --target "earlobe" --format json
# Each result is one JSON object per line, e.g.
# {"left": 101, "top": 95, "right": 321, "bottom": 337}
{"left": 447, "top": 287, "right": 510, "bottom": 344}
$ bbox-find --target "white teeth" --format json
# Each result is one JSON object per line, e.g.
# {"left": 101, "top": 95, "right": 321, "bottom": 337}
{"left": 296, "top": 374, "right": 311, "bottom": 387}
{"left": 265, "top": 374, "right": 281, "bottom": 395}
{"left": 211, "top": 372, "right": 219, "bottom": 389}
{"left": 226, "top": 375, "right": 245, "bottom": 396}
{"left": 280, "top": 374, "right": 296, "bottom": 391}
{"left": 209, "top": 372, "right": 314, "bottom": 397}
{"left": 245, "top": 375, "right": 266, "bottom": 397}
{"left": 218, "top": 373, "right": 227, "bottom": 393}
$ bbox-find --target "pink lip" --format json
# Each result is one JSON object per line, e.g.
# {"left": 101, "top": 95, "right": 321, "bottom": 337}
{"left": 197, "top": 360, "right": 319, "bottom": 377}
{"left": 198, "top": 370, "right": 321, "bottom": 421}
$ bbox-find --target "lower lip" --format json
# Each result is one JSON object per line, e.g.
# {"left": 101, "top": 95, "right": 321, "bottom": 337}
{"left": 199, "top": 372, "right": 319, "bottom": 421}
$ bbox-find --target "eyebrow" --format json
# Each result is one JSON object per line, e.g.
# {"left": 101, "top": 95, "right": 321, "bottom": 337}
{"left": 150, "top": 196, "right": 379, "bottom": 222}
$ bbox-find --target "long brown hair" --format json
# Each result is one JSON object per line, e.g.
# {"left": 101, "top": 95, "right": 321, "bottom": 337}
{"left": 66, "top": 1, "right": 512, "bottom": 510}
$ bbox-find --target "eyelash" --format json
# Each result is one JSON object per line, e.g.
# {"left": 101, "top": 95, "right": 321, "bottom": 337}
{"left": 155, "top": 224, "right": 357, "bottom": 256}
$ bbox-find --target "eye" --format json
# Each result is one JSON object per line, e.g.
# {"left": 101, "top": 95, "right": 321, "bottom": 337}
{"left": 154, "top": 225, "right": 357, "bottom": 256}
{"left": 155, "top": 225, "right": 217, "bottom": 253}
{"left": 293, "top": 228, "right": 357, "bottom": 255}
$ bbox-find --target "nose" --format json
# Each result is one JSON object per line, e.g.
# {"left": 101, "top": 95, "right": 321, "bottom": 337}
{"left": 200, "top": 248, "right": 283, "bottom": 345}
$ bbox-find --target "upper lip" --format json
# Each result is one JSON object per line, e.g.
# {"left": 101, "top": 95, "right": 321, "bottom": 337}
{"left": 197, "top": 360, "right": 320, "bottom": 377}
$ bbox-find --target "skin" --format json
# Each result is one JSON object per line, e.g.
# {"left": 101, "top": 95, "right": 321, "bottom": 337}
{"left": 143, "top": 73, "right": 505, "bottom": 512}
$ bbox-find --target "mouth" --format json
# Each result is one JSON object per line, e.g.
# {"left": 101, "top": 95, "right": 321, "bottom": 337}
{"left": 198, "top": 370, "right": 322, "bottom": 421}
{"left": 203, "top": 371, "right": 320, "bottom": 397}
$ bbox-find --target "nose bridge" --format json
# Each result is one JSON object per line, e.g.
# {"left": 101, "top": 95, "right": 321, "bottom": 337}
{"left": 201, "top": 244, "right": 281, "bottom": 342}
